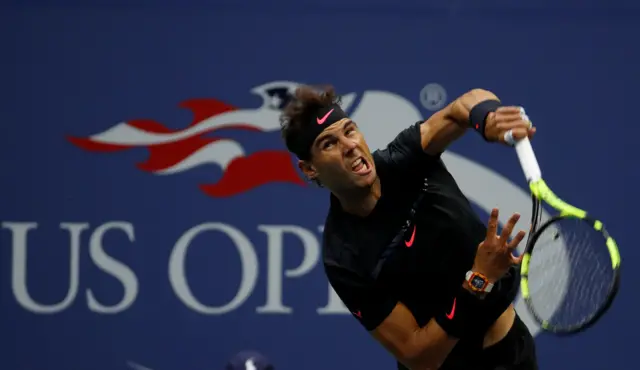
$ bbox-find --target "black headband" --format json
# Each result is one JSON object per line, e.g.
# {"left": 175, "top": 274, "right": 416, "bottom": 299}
{"left": 288, "top": 104, "right": 348, "bottom": 160}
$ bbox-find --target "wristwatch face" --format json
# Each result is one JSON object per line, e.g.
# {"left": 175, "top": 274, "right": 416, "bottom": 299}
{"left": 471, "top": 275, "right": 486, "bottom": 289}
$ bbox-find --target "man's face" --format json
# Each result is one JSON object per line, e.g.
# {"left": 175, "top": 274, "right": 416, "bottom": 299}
{"left": 299, "top": 118, "right": 377, "bottom": 192}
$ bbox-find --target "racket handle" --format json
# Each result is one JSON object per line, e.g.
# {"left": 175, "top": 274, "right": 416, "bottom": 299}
{"left": 509, "top": 135, "right": 542, "bottom": 183}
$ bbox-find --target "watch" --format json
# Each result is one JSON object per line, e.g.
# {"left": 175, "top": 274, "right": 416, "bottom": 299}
{"left": 465, "top": 271, "right": 494, "bottom": 293}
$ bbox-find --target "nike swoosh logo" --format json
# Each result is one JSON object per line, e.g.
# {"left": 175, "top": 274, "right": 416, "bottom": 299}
{"left": 316, "top": 109, "right": 334, "bottom": 125}
{"left": 404, "top": 225, "right": 416, "bottom": 247}
{"left": 446, "top": 298, "right": 457, "bottom": 319}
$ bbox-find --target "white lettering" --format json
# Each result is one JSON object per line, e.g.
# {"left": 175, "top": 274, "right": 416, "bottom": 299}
{"left": 168, "top": 223, "right": 258, "bottom": 314}
{"left": 87, "top": 221, "right": 139, "bottom": 314}
{"left": 256, "top": 225, "right": 320, "bottom": 314}
{"left": 2, "top": 222, "right": 86, "bottom": 314}
{"left": 2, "top": 221, "right": 350, "bottom": 316}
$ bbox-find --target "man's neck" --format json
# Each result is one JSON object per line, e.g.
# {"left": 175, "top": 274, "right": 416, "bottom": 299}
{"left": 335, "top": 177, "right": 382, "bottom": 218}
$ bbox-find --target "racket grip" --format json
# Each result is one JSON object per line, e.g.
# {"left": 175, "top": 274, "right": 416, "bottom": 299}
{"left": 513, "top": 137, "right": 542, "bottom": 182}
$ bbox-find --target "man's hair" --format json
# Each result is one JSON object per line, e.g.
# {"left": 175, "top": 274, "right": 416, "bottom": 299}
{"left": 279, "top": 84, "right": 342, "bottom": 160}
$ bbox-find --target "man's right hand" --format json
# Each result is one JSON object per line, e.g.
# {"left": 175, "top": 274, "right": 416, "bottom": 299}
{"left": 472, "top": 208, "right": 526, "bottom": 283}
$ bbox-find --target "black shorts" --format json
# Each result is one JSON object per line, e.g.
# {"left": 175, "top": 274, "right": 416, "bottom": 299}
{"left": 397, "top": 313, "right": 538, "bottom": 370}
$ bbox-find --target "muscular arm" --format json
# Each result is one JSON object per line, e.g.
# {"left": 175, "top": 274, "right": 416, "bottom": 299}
{"left": 326, "top": 232, "right": 487, "bottom": 369}
{"left": 420, "top": 89, "right": 499, "bottom": 155}
{"left": 327, "top": 264, "right": 462, "bottom": 370}
{"left": 371, "top": 302, "right": 457, "bottom": 370}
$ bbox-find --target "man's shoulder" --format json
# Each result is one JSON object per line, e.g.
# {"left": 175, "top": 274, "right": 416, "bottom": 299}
{"left": 371, "top": 121, "right": 446, "bottom": 178}
{"left": 371, "top": 121, "right": 422, "bottom": 162}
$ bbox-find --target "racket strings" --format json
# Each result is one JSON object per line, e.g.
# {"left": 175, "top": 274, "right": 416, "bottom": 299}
{"left": 527, "top": 217, "right": 614, "bottom": 329}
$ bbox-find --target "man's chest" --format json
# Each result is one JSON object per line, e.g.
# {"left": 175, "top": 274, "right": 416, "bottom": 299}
{"left": 376, "top": 215, "right": 466, "bottom": 291}
{"left": 360, "top": 185, "right": 479, "bottom": 312}
{"left": 370, "top": 222, "right": 466, "bottom": 325}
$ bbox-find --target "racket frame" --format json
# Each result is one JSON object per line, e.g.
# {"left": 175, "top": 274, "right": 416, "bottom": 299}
{"left": 513, "top": 138, "right": 621, "bottom": 335}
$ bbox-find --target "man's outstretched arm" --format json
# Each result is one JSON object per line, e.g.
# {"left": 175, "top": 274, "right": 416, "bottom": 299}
{"left": 419, "top": 88, "right": 535, "bottom": 155}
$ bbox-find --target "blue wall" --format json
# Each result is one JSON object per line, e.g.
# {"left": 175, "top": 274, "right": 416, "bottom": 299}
{"left": 2, "top": 1, "right": 638, "bottom": 369}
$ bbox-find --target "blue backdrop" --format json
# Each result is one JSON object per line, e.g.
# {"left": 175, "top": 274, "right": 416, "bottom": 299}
{"left": 2, "top": 1, "right": 638, "bottom": 369}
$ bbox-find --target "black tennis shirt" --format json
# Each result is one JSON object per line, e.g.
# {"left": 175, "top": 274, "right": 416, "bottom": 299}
{"left": 322, "top": 122, "right": 520, "bottom": 366}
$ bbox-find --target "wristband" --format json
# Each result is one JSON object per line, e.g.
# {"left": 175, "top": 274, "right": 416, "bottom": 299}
{"left": 434, "top": 287, "right": 484, "bottom": 338}
{"left": 468, "top": 99, "right": 501, "bottom": 141}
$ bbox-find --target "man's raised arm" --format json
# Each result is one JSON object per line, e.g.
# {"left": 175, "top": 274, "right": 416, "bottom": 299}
{"left": 419, "top": 89, "right": 535, "bottom": 156}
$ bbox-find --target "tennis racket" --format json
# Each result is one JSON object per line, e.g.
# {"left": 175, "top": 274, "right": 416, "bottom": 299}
{"left": 509, "top": 135, "right": 621, "bottom": 335}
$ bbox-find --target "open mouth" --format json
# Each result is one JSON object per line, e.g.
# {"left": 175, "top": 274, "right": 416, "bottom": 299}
{"left": 351, "top": 157, "right": 371, "bottom": 176}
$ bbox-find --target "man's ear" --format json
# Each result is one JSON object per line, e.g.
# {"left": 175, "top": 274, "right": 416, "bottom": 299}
{"left": 298, "top": 160, "right": 317, "bottom": 182}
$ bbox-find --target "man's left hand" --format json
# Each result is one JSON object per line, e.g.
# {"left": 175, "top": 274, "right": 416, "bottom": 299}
{"left": 484, "top": 106, "right": 536, "bottom": 145}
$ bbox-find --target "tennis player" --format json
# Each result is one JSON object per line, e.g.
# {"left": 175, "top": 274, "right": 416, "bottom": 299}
{"left": 279, "top": 85, "right": 538, "bottom": 370}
